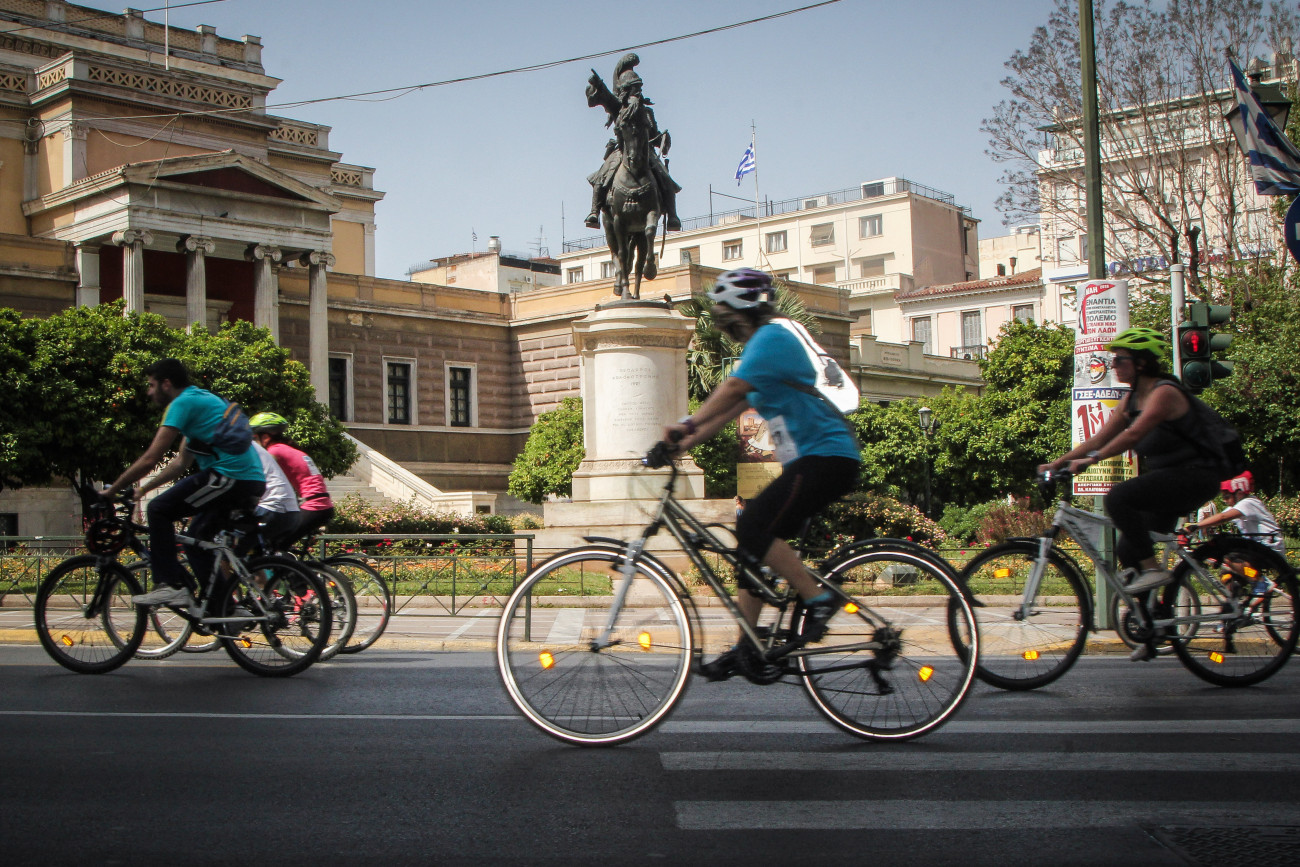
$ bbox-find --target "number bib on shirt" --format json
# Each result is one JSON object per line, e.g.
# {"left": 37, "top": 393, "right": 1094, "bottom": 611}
{"left": 767, "top": 415, "right": 800, "bottom": 464}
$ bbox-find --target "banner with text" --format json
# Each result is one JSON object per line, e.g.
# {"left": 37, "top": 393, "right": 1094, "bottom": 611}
{"left": 1071, "top": 279, "right": 1134, "bottom": 495}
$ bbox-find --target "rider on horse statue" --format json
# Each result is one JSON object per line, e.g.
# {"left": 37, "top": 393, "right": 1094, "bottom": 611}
{"left": 585, "top": 53, "right": 682, "bottom": 232}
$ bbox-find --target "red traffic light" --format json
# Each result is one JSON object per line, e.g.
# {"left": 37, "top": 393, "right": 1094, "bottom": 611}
{"left": 1179, "top": 326, "right": 1209, "bottom": 359}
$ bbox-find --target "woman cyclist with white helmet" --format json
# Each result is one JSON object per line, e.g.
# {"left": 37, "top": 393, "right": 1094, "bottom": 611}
{"left": 1040, "top": 326, "right": 1225, "bottom": 651}
{"left": 661, "top": 268, "right": 862, "bottom": 680}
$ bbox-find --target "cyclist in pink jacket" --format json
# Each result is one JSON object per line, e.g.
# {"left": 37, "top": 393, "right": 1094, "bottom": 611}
{"left": 248, "top": 412, "right": 335, "bottom": 550}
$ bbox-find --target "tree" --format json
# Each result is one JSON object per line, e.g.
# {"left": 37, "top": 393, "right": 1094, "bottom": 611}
{"left": 985, "top": 0, "right": 1296, "bottom": 291}
{"left": 678, "top": 281, "right": 820, "bottom": 401}
{"left": 507, "top": 397, "right": 585, "bottom": 504}
{"left": 1207, "top": 266, "right": 1300, "bottom": 494}
{"left": 686, "top": 398, "right": 738, "bottom": 498}
{"left": 1, "top": 302, "right": 355, "bottom": 514}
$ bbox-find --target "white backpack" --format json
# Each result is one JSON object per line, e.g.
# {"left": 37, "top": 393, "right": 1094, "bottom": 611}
{"left": 771, "top": 318, "right": 860, "bottom": 414}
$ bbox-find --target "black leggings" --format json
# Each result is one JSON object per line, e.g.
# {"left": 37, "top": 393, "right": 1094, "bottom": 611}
{"left": 736, "top": 456, "right": 860, "bottom": 562}
{"left": 1105, "top": 465, "right": 1222, "bottom": 568}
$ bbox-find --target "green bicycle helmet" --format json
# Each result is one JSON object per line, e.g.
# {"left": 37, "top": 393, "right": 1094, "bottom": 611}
{"left": 1107, "top": 326, "right": 1169, "bottom": 357}
{"left": 248, "top": 411, "right": 289, "bottom": 432}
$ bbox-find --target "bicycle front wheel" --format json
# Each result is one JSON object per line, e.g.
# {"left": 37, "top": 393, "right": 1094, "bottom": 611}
{"left": 36, "top": 556, "right": 146, "bottom": 674}
{"left": 801, "top": 546, "right": 978, "bottom": 741}
{"left": 220, "top": 557, "right": 332, "bottom": 677}
{"left": 123, "top": 561, "right": 194, "bottom": 660}
{"left": 496, "top": 547, "right": 693, "bottom": 746}
{"left": 324, "top": 556, "right": 391, "bottom": 654}
{"left": 955, "top": 541, "right": 1090, "bottom": 690}
{"left": 1168, "top": 540, "right": 1299, "bottom": 687}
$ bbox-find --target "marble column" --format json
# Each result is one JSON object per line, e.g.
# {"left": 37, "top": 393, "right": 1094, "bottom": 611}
{"left": 111, "top": 229, "right": 153, "bottom": 314}
{"left": 300, "top": 251, "right": 335, "bottom": 399}
{"left": 177, "top": 235, "right": 215, "bottom": 331}
{"left": 246, "top": 244, "right": 282, "bottom": 341}
{"left": 74, "top": 242, "right": 100, "bottom": 307}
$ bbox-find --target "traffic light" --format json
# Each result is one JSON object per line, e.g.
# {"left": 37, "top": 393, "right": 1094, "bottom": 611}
{"left": 1178, "top": 302, "right": 1233, "bottom": 394}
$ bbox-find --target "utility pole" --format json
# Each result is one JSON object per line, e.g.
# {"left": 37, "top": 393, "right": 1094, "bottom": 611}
{"left": 1080, "top": 0, "right": 1105, "bottom": 279}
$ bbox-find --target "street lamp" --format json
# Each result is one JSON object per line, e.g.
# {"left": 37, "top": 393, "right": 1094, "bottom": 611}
{"left": 919, "top": 406, "right": 935, "bottom": 518}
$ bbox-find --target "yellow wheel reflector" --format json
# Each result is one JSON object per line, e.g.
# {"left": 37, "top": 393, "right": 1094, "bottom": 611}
{"left": 239, "top": 638, "right": 252, "bottom": 649}
{"left": 844, "top": 602, "right": 860, "bottom": 614}
{"left": 637, "top": 632, "right": 652, "bottom": 651}
{"left": 1209, "top": 651, "right": 1225, "bottom": 664}
{"left": 994, "top": 568, "right": 1011, "bottom": 579}
{"left": 1022, "top": 649, "right": 1040, "bottom": 661}
{"left": 539, "top": 650, "right": 556, "bottom": 670}
{"left": 60, "top": 635, "right": 74, "bottom": 647}
{"left": 1243, "top": 565, "right": 1258, "bottom": 579}
{"left": 917, "top": 665, "right": 934, "bottom": 682}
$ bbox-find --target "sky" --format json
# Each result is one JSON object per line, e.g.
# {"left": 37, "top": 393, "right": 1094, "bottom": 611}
{"left": 130, "top": 0, "right": 1054, "bottom": 279}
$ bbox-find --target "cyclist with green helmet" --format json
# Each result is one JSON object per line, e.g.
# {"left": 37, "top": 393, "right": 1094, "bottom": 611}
{"left": 1040, "top": 326, "right": 1223, "bottom": 656}
{"left": 248, "top": 412, "right": 336, "bottom": 550}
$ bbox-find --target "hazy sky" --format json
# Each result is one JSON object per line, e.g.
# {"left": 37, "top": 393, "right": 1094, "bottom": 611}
{"left": 129, "top": 0, "right": 1053, "bottom": 278}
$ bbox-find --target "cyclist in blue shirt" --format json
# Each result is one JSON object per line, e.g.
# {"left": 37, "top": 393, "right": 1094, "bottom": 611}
{"left": 663, "top": 269, "right": 861, "bottom": 679}
{"left": 100, "top": 358, "right": 265, "bottom": 608}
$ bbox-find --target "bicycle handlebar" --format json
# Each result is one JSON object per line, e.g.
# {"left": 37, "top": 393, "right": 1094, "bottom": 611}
{"left": 643, "top": 429, "right": 685, "bottom": 470}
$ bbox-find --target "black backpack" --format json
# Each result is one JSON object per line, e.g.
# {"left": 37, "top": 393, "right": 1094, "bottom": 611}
{"left": 1165, "top": 380, "right": 1248, "bottom": 480}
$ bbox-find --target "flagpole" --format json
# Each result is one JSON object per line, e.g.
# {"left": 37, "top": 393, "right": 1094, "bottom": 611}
{"left": 749, "top": 123, "right": 769, "bottom": 271}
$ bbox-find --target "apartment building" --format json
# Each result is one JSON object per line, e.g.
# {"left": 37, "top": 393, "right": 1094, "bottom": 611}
{"left": 557, "top": 177, "right": 979, "bottom": 344}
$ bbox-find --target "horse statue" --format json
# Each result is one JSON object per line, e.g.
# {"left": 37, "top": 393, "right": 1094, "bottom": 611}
{"left": 585, "top": 54, "right": 682, "bottom": 301}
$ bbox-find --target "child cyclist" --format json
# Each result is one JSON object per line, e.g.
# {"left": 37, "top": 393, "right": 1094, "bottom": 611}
{"left": 247, "top": 412, "right": 336, "bottom": 551}
{"left": 1184, "top": 471, "right": 1286, "bottom": 619}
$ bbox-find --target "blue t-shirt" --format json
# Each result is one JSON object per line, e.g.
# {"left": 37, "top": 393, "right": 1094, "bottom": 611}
{"left": 162, "top": 386, "right": 264, "bottom": 482}
{"left": 731, "top": 321, "right": 861, "bottom": 465}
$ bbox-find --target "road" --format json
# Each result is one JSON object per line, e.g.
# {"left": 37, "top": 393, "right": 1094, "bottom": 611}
{"left": 2, "top": 637, "right": 1299, "bottom": 866}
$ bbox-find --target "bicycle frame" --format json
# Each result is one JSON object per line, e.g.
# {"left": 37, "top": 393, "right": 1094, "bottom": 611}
{"left": 596, "top": 463, "right": 887, "bottom": 667}
{"left": 1035, "top": 497, "right": 1245, "bottom": 635}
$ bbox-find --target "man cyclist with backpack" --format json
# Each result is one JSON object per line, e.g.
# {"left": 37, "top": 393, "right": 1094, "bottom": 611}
{"left": 100, "top": 358, "right": 265, "bottom": 608}
{"left": 660, "top": 268, "right": 861, "bottom": 680}
{"left": 1040, "top": 327, "right": 1225, "bottom": 657}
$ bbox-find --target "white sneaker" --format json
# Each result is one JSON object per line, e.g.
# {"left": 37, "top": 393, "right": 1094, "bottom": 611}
{"left": 132, "top": 585, "right": 194, "bottom": 607}
{"left": 1126, "top": 569, "right": 1173, "bottom": 593}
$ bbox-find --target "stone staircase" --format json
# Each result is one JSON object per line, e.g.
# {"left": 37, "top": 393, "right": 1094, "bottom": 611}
{"left": 334, "top": 434, "right": 498, "bottom": 516}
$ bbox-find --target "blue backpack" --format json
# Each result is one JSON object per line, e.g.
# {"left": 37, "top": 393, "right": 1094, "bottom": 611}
{"left": 188, "top": 399, "right": 254, "bottom": 456}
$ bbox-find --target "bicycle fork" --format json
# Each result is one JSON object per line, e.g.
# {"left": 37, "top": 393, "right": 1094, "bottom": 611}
{"left": 593, "top": 538, "right": 647, "bottom": 651}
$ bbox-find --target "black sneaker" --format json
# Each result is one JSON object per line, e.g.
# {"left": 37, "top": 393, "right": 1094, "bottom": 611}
{"left": 700, "top": 646, "right": 744, "bottom": 681}
{"left": 801, "top": 600, "right": 840, "bottom": 643}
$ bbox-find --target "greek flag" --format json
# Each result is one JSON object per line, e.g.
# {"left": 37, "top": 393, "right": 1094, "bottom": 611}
{"left": 1225, "top": 60, "right": 1300, "bottom": 196}
{"left": 735, "top": 143, "right": 756, "bottom": 186}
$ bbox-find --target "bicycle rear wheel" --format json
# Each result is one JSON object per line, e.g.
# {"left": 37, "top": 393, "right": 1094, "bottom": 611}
{"left": 954, "top": 540, "right": 1090, "bottom": 690}
{"left": 36, "top": 556, "right": 146, "bottom": 674}
{"left": 123, "top": 561, "right": 194, "bottom": 659}
{"left": 1168, "top": 539, "right": 1299, "bottom": 687}
{"left": 324, "top": 556, "right": 391, "bottom": 654}
{"left": 220, "top": 557, "right": 332, "bottom": 677}
{"left": 799, "top": 546, "right": 977, "bottom": 740}
{"left": 496, "top": 547, "right": 693, "bottom": 746}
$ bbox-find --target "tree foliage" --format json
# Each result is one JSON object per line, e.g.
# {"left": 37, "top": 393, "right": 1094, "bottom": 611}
{"left": 507, "top": 396, "right": 585, "bottom": 504}
{"left": 0, "top": 302, "right": 355, "bottom": 512}
{"left": 985, "top": 0, "right": 1296, "bottom": 287}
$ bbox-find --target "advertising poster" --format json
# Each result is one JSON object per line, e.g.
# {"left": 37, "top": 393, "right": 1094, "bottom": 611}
{"left": 1071, "top": 279, "right": 1135, "bottom": 495}
{"left": 736, "top": 408, "right": 781, "bottom": 499}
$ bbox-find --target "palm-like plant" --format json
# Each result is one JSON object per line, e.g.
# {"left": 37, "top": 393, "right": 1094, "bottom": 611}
{"left": 678, "top": 280, "right": 820, "bottom": 400}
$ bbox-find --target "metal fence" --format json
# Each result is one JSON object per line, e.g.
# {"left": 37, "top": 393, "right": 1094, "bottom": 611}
{"left": 0, "top": 533, "right": 539, "bottom": 616}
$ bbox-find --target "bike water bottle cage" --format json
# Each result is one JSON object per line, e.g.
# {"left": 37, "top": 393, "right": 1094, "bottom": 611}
{"left": 708, "top": 268, "right": 773, "bottom": 310}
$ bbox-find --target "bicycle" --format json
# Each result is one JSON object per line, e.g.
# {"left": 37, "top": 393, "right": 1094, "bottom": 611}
{"left": 495, "top": 441, "right": 980, "bottom": 746}
{"left": 954, "top": 469, "right": 1299, "bottom": 690}
{"left": 285, "top": 538, "right": 391, "bottom": 655}
{"left": 36, "top": 493, "right": 333, "bottom": 677}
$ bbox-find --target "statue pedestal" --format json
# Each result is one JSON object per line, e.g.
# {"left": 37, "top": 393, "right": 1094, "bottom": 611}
{"left": 566, "top": 300, "right": 704, "bottom": 500}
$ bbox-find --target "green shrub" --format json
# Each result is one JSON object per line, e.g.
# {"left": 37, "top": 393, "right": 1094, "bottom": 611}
{"left": 511, "top": 513, "right": 544, "bottom": 530}
{"left": 329, "top": 494, "right": 515, "bottom": 553}
{"left": 1262, "top": 495, "right": 1300, "bottom": 537}
{"left": 938, "top": 501, "right": 998, "bottom": 543}
{"left": 816, "top": 492, "right": 948, "bottom": 549}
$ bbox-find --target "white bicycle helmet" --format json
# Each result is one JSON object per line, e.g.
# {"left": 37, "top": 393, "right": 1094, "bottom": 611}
{"left": 707, "top": 268, "right": 773, "bottom": 310}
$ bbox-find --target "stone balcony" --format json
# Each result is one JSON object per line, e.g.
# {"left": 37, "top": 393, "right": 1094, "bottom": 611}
{"left": 837, "top": 273, "right": 914, "bottom": 298}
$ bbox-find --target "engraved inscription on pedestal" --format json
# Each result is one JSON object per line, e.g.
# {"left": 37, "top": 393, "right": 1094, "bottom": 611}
{"left": 597, "top": 356, "right": 662, "bottom": 457}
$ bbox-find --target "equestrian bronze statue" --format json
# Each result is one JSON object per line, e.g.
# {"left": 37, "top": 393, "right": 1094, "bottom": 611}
{"left": 585, "top": 53, "right": 682, "bottom": 300}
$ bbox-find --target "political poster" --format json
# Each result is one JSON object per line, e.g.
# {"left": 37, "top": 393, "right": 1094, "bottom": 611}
{"left": 1071, "top": 279, "right": 1135, "bottom": 495}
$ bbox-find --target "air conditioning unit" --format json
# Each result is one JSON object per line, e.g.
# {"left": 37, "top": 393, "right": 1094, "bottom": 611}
{"left": 803, "top": 197, "right": 826, "bottom": 209}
